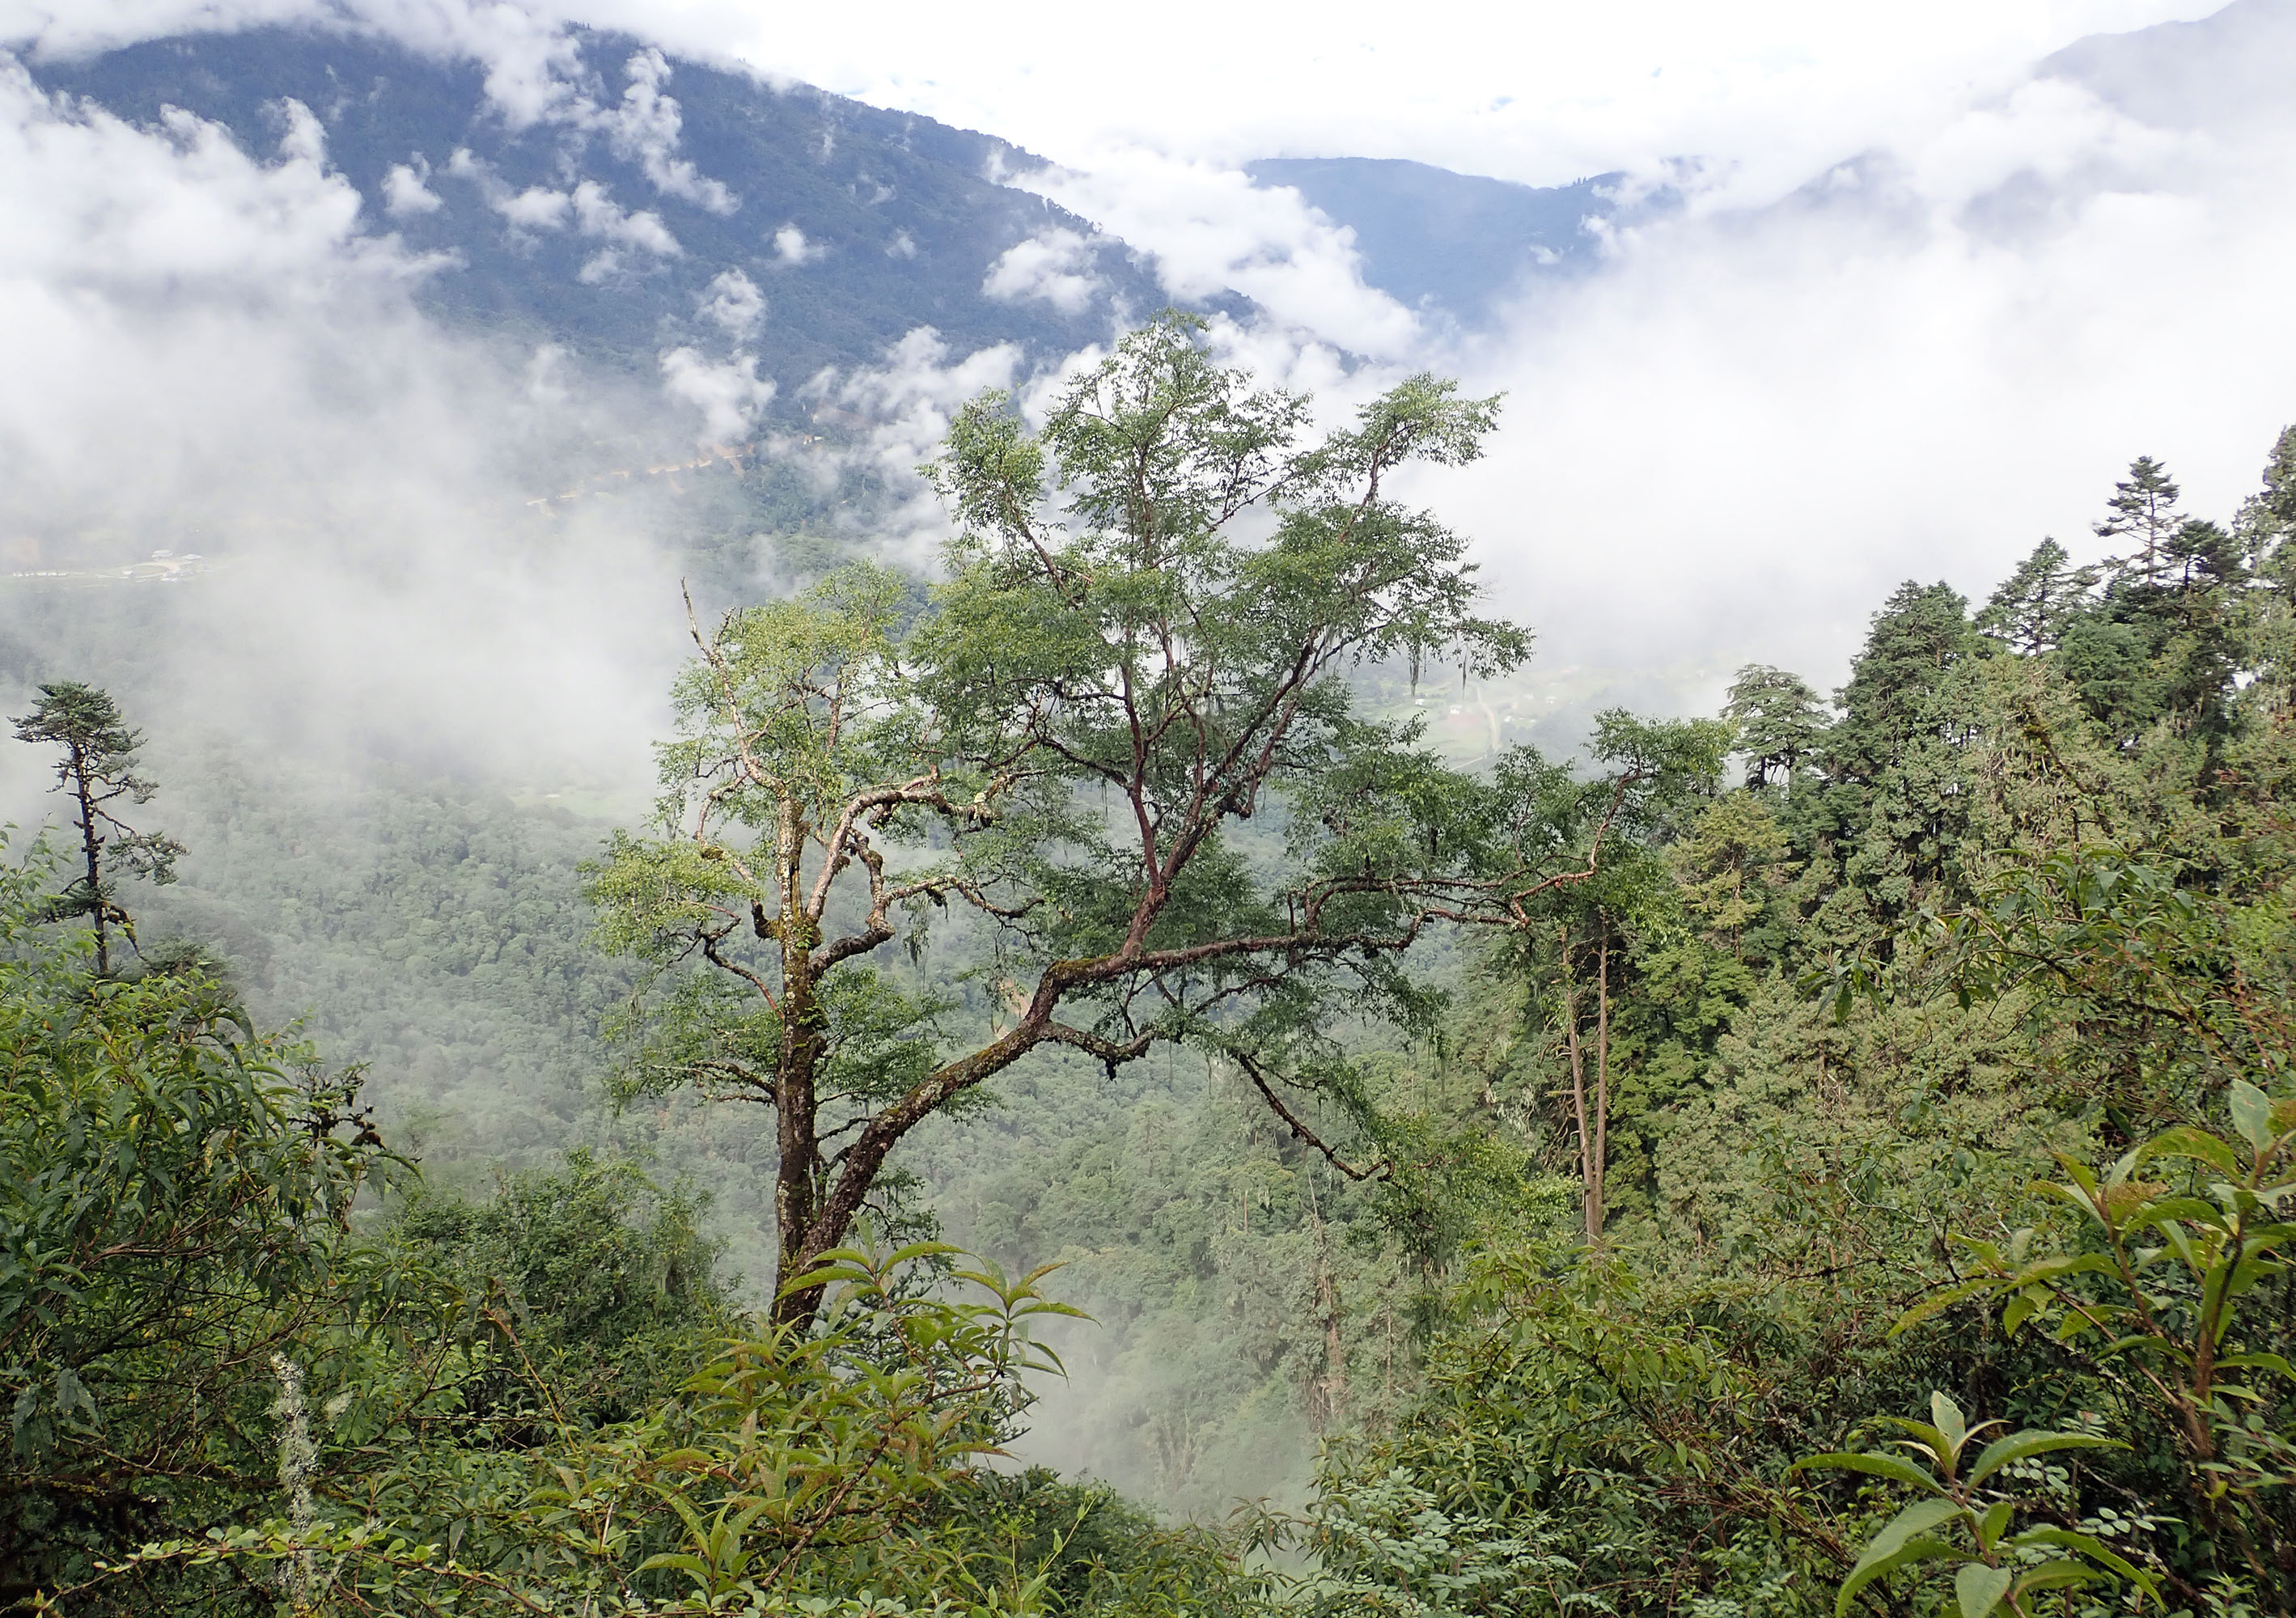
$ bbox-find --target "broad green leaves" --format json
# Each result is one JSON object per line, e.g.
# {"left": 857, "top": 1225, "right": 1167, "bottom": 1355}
{"left": 1893, "top": 1095, "right": 2296, "bottom": 1596}
{"left": 1794, "top": 1391, "right": 2146, "bottom": 1618}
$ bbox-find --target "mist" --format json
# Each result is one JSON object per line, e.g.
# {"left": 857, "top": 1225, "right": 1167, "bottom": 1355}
{"left": 1010, "top": 5, "right": 2296, "bottom": 722}
{"left": 6, "top": 1, "right": 2294, "bottom": 1552}
{"left": 0, "top": 59, "right": 720, "bottom": 823}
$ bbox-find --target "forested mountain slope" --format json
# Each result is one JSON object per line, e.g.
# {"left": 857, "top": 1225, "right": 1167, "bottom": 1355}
{"left": 30, "top": 24, "right": 1161, "bottom": 397}
{"left": 6, "top": 6, "right": 2296, "bottom": 1612}
{"left": 6, "top": 314, "right": 2295, "bottom": 1618}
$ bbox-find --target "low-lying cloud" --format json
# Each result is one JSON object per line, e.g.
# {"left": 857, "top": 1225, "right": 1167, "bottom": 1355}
{"left": 5, "top": 0, "right": 2293, "bottom": 766}
{"left": 1006, "top": 5, "right": 2296, "bottom": 714}
{"left": 0, "top": 49, "right": 701, "bottom": 811}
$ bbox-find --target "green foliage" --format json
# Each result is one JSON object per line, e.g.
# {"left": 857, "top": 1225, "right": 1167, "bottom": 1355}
{"left": 1979, "top": 539, "right": 2100, "bottom": 659}
{"left": 591, "top": 312, "right": 1569, "bottom": 1324}
{"left": 1794, "top": 1389, "right": 2147, "bottom": 1618}
{"left": 1903, "top": 1098, "right": 2296, "bottom": 1589}
{"left": 49, "top": 1240, "right": 1264, "bottom": 1617}
{"left": 0, "top": 836, "right": 397, "bottom": 1608}
{"left": 1287, "top": 1243, "right": 1847, "bottom": 1617}
{"left": 388, "top": 1151, "right": 737, "bottom": 1430}
{"left": 11, "top": 682, "right": 185, "bottom": 975}
{"left": 16, "top": 339, "right": 2296, "bottom": 1617}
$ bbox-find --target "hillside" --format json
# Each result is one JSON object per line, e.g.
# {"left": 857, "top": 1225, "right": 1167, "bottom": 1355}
{"left": 31, "top": 24, "right": 1163, "bottom": 400}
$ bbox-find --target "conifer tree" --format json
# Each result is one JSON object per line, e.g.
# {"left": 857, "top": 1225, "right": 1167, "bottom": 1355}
{"left": 11, "top": 682, "right": 184, "bottom": 976}
{"left": 1722, "top": 665, "right": 1828, "bottom": 790}
{"left": 2094, "top": 455, "right": 2182, "bottom": 590}
{"left": 1831, "top": 581, "right": 1982, "bottom": 779}
{"left": 1975, "top": 536, "right": 2097, "bottom": 655}
{"left": 2260, "top": 425, "right": 2296, "bottom": 544}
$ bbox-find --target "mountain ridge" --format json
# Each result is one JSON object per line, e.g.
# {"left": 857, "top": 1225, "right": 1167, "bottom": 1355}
{"left": 28, "top": 24, "right": 1164, "bottom": 404}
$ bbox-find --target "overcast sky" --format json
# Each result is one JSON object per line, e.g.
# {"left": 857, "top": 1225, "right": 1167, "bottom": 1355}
{"left": 5, "top": 1, "right": 2225, "bottom": 183}
{"left": 587, "top": 0, "right": 2217, "bottom": 184}
{"left": 3, "top": 0, "right": 2293, "bottom": 722}
{"left": 584, "top": 0, "right": 2292, "bottom": 700}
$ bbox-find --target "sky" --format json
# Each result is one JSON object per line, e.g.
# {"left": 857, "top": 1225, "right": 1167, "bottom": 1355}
{"left": 5, "top": 0, "right": 2210, "bottom": 187}
{"left": 0, "top": 0, "right": 2292, "bottom": 738}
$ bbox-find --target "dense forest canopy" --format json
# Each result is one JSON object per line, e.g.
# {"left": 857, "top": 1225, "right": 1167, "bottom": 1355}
{"left": 4, "top": 313, "right": 2295, "bottom": 1616}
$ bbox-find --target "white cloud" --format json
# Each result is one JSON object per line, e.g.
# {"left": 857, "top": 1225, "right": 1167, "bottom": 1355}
{"left": 807, "top": 327, "right": 1024, "bottom": 557}
{"left": 981, "top": 227, "right": 1101, "bottom": 316}
{"left": 0, "top": 57, "right": 388, "bottom": 294}
{"left": 527, "top": 0, "right": 2218, "bottom": 193}
{"left": 381, "top": 157, "right": 443, "bottom": 215}
{"left": 270, "top": 95, "right": 325, "bottom": 166}
{"left": 0, "top": 49, "right": 687, "bottom": 787}
{"left": 1430, "top": 61, "right": 2296, "bottom": 706}
{"left": 443, "top": 152, "right": 679, "bottom": 266}
{"left": 570, "top": 180, "right": 680, "bottom": 279}
{"left": 6, "top": 0, "right": 2291, "bottom": 725}
{"left": 660, "top": 345, "right": 773, "bottom": 441}
{"left": 498, "top": 182, "right": 570, "bottom": 228}
{"left": 1012, "top": 153, "right": 1426, "bottom": 360}
{"left": 597, "top": 47, "right": 737, "bottom": 212}
{"left": 698, "top": 267, "right": 763, "bottom": 337}
{"left": 1, "top": 1, "right": 595, "bottom": 127}
{"left": 570, "top": 177, "right": 677, "bottom": 251}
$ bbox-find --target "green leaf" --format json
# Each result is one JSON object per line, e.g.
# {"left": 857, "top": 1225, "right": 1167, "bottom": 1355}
{"left": 1957, "top": 1562, "right": 2013, "bottom": 1618}
{"left": 1892, "top": 1277, "right": 1996, "bottom": 1336}
{"left": 2001, "top": 1289, "right": 2041, "bottom": 1337}
{"left": 1930, "top": 1391, "right": 1971, "bottom": 1459}
{"left": 2230, "top": 1082, "right": 2275, "bottom": 1155}
{"left": 1836, "top": 1537, "right": 1957, "bottom": 1618}
{"left": 637, "top": 1552, "right": 714, "bottom": 1582}
{"left": 1791, "top": 1451, "right": 1946, "bottom": 1493}
{"left": 2015, "top": 1560, "right": 2106, "bottom": 1597}
{"left": 1852, "top": 1497, "right": 1963, "bottom": 1569}
{"left": 1966, "top": 1430, "right": 2126, "bottom": 1485}
{"left": 2128, "top": 1197, "right": 2226, "bottom": 1231}
{"left": 2213, "top": 1352, "right": 2294, "bottom": 1378}
{"left": 2145, "top": 1127, "right": 2241, "bottom": 1175}
{"left": 2010, "top": 1527, "right": 2159, "bottom": 1600}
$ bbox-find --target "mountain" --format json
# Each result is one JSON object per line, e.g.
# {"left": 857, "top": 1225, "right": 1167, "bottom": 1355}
{"left": 2039, "top": 0, "right": 2296, "bottom": 133}
{"left": 1244, "top": 156, "right": 1627, "bottom": 324}
{"left": 30, "top": 25, "right": 1163, "bottom": 403}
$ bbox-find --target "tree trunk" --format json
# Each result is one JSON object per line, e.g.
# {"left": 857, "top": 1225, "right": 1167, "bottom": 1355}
{"left": 1591, "top": 930, "right": 1611, "bottom": 1243}
{"left": 69, "top": 747, "right": 107, "bottom": 976}
{"left": 1308, "top": 1189, "right": 1345, "bottom": 1430}
{"left": 1560, "top": 929, "right": 1598, "bottom": 1243}
{"left": 770, "top": 795, "right": 828, "bottom": 1330}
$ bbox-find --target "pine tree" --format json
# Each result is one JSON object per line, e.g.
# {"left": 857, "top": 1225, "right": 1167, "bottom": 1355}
{"left": 1818, "top": 582, "right": 1985, "bottom": 921}
{"left": 1722, "top": 665, "right": 1828, "bottom": 789}
{"left": 11, "top": 683, "right": 184, "bottom": 976}
{"left": 1832, "top": 581, "right": 1982, "bottom": 778}
{"left": 1976, "top": 537, "right": 2097, "bottom": 656}
{"left": 2094, "top": 455, "right": 2182, "bottom": 591}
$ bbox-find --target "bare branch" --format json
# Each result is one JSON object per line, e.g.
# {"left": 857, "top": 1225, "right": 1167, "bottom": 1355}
{"left": 1234, "top": 1050, "right": 1390, "bottom": 1182}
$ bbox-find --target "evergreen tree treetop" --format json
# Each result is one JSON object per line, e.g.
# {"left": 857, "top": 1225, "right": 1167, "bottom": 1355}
{"left": 1831, "top": 581, "right": 1980, "bottom": 777}
{"left": 1722, "top": 664, "right": 1828, "bottom": 790}
{"left": 10, "top": 680, "right": 184, "bottom": 976}
{"left": 1975, "top": 536, "right": 2097, "bottom": 657}
{"left": 2094, "top": 454, "right": 2183, "bottom": 590}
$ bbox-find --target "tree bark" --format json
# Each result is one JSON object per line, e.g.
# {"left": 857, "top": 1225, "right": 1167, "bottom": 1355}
{"left": 1561, "top": 928, "right": 1598, "bottom": 1243}
{"left": 1592, "top": 928, "right": 1611, "bottom": 1243}
{"left": 69, "top": 743, "right": 108, "bottom": 976}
